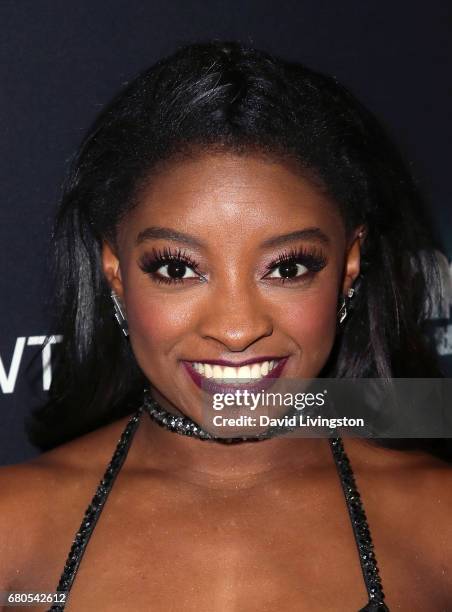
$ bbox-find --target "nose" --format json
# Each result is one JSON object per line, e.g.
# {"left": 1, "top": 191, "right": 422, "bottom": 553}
{"left": 196, "top": 283, "right": 274, "bottom": 352}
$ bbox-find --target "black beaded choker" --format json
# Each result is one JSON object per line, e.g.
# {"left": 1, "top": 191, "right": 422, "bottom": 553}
{"left": 142, "top": 387, "right": 306, "bottom": 443}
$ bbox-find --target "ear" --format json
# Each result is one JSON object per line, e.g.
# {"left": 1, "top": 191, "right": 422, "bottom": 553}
{"left": 341, "top": 224, "right": 366, "bottom": 294}
{"left": 101, "top": 239, "right": 124, "bottom": 300}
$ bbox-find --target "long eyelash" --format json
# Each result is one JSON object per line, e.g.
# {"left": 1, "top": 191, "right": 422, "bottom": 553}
{"left": 138, "top": 247, "right": 200, "bottom": 284}
{"left": 265, "top": 246, "right": 327, "bottom": 283}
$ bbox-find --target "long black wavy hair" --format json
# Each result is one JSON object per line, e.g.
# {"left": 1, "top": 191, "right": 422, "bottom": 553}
{"left": 26, "top": 40, "right": 450, "bottom": 460}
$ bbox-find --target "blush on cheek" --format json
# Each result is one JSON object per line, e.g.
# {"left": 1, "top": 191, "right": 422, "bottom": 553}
{"left": 124, "top": 294, "right": 192, "bottom": 381}
{"left": 283, "top": 296, "right": 338, "bottom": 377}
{"left": 124, "top": 297, "right": 172, "bottom": 373}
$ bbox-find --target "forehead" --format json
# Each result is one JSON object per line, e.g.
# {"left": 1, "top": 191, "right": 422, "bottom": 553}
{"left": 118, "top": 152, "right": 345, "bottom": 248}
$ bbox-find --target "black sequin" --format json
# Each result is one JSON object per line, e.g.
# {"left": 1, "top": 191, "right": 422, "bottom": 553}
{"left": 47, "top": 408, "right": 142, "bottom": 611}
{"left": 48, "top": 390, "right": 389, "bottom": 611}
{"left": 330, "top": 437, "right": 389, "bottom": 611}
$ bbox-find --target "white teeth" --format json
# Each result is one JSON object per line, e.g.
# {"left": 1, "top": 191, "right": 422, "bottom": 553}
{"left": 223, "top": 366, "right": 236, "bottom": 378}
{"left": 237, "top": 365, "right": 251, "bottom": 379}
{"left": 189, "top": 359, "right": 280, "bottom": 382}
{"left": 250, "top": 363, "right": 261, "bottom": 379}
{"left": 212, "top": 365, "right": 223, "bottom": 379}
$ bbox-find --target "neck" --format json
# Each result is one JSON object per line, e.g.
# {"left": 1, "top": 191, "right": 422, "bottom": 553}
{"left": 132, "top": 386, "right": 334, "bottom": 487}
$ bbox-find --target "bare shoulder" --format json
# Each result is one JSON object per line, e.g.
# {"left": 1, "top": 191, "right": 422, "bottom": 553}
{"left": 346, "top": 437, "right": 452, "bottom": 496}
{"left": 345, "top": 439, "right": 452, "bottom": 569}
{"left": 0, "top": 414, "right": 132, "bottom": 589}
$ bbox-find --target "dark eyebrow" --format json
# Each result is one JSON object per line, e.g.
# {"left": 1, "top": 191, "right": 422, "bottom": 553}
{"left": 136, "top": 225, "right": 330, "bottom": 249}
{"left": 260, "top": 228, "right": 330, "bottom": 248}
{"left": 135, "top": 226, "right": 207, "bottom": 248}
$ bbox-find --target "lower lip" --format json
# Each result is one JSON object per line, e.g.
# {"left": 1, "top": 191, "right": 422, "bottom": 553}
{"left": 181, "top": 358, "right": 289, "bottom": 395}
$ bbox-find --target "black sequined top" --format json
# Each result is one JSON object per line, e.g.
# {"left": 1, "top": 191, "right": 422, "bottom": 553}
{"left": 47, "top": 405, "right": 390, "bottom": 611}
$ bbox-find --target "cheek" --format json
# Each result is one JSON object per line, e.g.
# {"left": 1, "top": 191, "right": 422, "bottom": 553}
{"left": 124, "top": 290, "right": 191, "bottom": 371}
{"left": 278, "top": 289, "right": 338, "bottom": 372}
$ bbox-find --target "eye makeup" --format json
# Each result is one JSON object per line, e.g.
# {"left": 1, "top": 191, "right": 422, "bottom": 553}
{"left": 138, "top": 246, "right": 204, "bottom": 285}
{"left": 263, "top": 246, "right": 327, "bottom": 284}
{"left": 138, "top": 244, "right": 328, "bottom": 286}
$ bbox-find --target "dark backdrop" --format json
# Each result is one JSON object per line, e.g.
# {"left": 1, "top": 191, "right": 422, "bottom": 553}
{"left": 1, "top": 0, "right": 451, "bottom": 464}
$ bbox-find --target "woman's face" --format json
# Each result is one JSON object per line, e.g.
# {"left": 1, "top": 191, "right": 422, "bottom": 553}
{"left": 102, "top": 152, "right": 362, "bottom": 421}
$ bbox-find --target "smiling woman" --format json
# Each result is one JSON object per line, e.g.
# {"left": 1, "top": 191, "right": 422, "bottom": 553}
{"left": 103, "top": 153, "right": 355, "bottom": 423}
{"left": 0, "top": 41, "right": 451, "bottom": 612}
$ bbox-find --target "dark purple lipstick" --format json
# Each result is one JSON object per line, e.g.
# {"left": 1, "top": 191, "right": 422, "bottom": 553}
{"left": 181, "top": 357, "right": 289, "bottom": 395}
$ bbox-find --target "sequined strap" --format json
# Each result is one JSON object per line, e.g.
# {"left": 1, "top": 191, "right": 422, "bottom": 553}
{"left": 329, "top": 437, "right": 390, "bottom": 611}
{"left": 48, "top": 408, "right": 389, "bottom": 611}
{"left": 47, "top": 407, "right": 144, "bottom": 612}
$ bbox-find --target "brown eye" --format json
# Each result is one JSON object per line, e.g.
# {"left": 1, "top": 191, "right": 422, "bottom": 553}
{"left": 263, "top": 246, "right": 327, "bottom": 284}
{"left": 156, "top": 260, "right": 197, "bottom": 280}
{"left": 138, "top": 246, "right": 204, "bottom": 285}
{"left": 268, "top": 261, "right": 309, "bottom": 279}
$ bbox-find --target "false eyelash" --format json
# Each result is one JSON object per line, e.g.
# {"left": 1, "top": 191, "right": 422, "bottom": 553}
{"left": 138, "top": 246, "right": 201, "bottom": 284}
{"left": 265, "top": 246, "right": 328, "bottom": 278}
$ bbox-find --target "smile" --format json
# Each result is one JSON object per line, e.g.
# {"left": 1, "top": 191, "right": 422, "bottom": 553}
{"left": 190, "top": 359, "right": 280, "bottom": 381}
{"left": 182, "top": 357, "right": 289, "bottom": 394}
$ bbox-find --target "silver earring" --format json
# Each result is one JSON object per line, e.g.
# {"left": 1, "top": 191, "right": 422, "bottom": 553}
{"left": 111, "top": 290, "right": 129, "bottom": 337}
{"left": 337, "top": 287, "right": 355, "bottom": 325}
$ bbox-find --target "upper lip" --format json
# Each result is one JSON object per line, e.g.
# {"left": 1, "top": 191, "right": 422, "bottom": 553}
{"left": 183, "top": 356, "right": 287, "bottom": 367}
